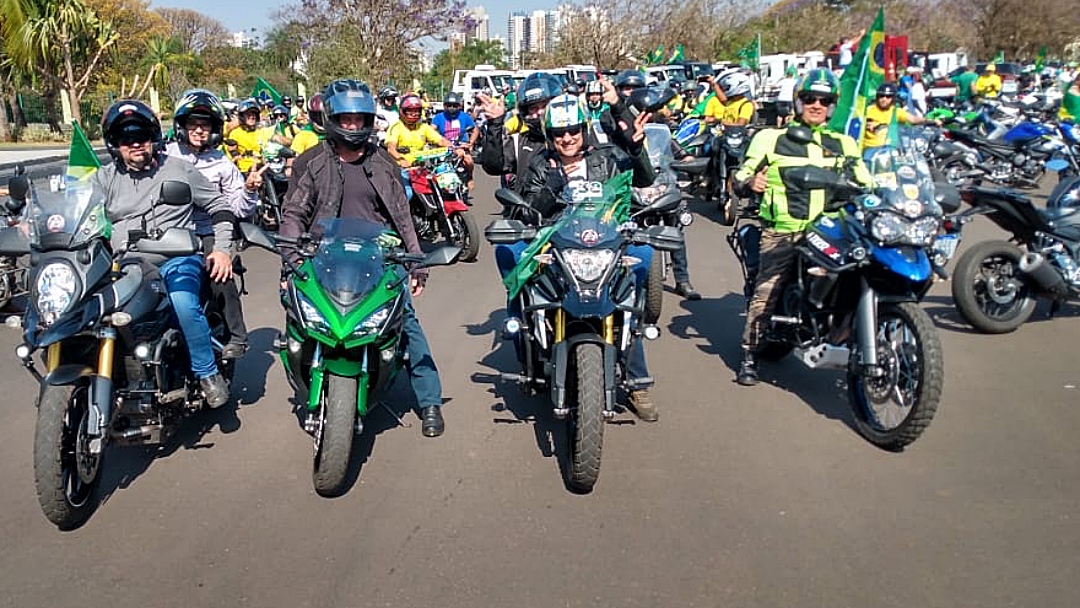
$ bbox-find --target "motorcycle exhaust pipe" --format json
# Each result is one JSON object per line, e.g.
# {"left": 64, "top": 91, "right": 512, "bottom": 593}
{"left": 1018, "top": 252, "right": 1068, "bottom": 299}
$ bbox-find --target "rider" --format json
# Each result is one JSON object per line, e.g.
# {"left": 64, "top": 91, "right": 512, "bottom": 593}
{"left": 476, "top": 71, "right": 563, "bottom": 190}
{"left": 166, "top": 89, "right": 258, "bottom": 360}
{"left": 430, "top": 92, "right": 479, "bottom": 192}
{"left": 974, "top": 63, "right": 1003, "bottom": 101}
{"left": 93, "top": 100, "right": 237, "bottom": 407}
{"left": 385, "top": 93, "right": 459, "bottom": 202}
{"left": 501, "top": 93, "right": 661, "bottom": 421}
{"left": 226, "top": 98, "right": 274, "bottom": 173}
{"left": 732, "top": 68, "right": 872, "bottom": 386}
{"left": 375, "top": 85, "right": 400, "bottom": 143}
{"left": 271, "top": 104, "right": 298, "bottom": 146}
{"left": 289, "top": 93, "right": 324, "bottom": 157}
{"left": 862, "top": 82, "right": 939, "bottom": 154}
{"left": 279, "top": 79, "right": 448, "bottom": 437}
{"left": 716, "top": 71, "right": 755, "bottom": 127}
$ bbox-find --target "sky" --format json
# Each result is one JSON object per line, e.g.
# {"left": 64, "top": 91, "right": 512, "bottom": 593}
{"left": 149, "top": 0, "right": 557, "bottom": 46}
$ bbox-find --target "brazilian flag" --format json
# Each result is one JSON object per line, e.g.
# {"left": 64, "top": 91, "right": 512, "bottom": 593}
{"left": 66, "top": 121, "right": 100, "bottom": 182}
{"left": 828, "top": 7, "right": 886, "bottom": 148}
{"left": 252, "top": 77, "right": 282, "bottom": 105}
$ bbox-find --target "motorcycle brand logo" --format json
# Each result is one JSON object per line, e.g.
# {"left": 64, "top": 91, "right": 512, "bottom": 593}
{"left": 903, "top": 199, "right": 923, "bottom": 217}
{"left": 46, "top": 214, "right": 66, "bottom": 233}
{"left": 580, "top": 229, "right": 600, "bottom": 245}
{"left": 818, "top": 216, "right": 835, "bottom": 227}
{"left": 807, "top": 232, "right": 841, "bottom": 261}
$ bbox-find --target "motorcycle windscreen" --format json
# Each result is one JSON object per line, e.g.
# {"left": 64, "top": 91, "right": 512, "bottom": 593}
{"left": 27, "top": 173, "right": 112, "bottom": 251}
{"left": 312, "top": 218, "right": 390, "bottom": 308}
{"left": 865, "top": 147, "right": 943, "bottom": 218}
{"left": 643, "top": 124, "right": 675, "bottom": 171}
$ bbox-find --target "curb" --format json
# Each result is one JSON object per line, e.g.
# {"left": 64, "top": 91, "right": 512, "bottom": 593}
{"left": 0, "top": 148, "right": 108, "bottom": 173}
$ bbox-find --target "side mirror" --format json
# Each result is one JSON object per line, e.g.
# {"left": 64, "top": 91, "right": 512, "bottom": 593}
{"left": 485, "top": 219, "right": 536, "bottom": 244}
{"left": 629, "top": 86, "right": 676, "bottom": 113}
{"left": 0, "top": 226, "right": 30, "bottom": 256}
{"left": 239, "top": 221, "right": 278, "bottom": 253}
{"left": 421, "top": 244, "right": 462, "bottom": 267}
{"left": 278, "top": 147, "right": 296, "bottom": 159}
{"left": 785, "top": 125, "right": 814, "bottom": 146}
{"left": 7, "top": 174, "right": 30, "bottom": 203}
{"left": 159, "top": 181, "right": 192, "bottom": 206}
{"left": 494, "top": 188, "right": 527, "bottom": 209}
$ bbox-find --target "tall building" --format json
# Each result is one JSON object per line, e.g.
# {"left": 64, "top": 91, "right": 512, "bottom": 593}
{"left": 529, "top": 10, "right": 547, "bottom": 54}
{"left": 469, "top": 6, "right": 490, "bottom": 41}
{"left": 507, "top": 11, "right": 529, "bottom": 68}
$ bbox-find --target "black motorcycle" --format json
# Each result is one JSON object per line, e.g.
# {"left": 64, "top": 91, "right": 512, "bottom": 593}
{"left": 255, "top": 141, "right": 294, "bottom": 231}
{"left": 950, "top": 173, "right": 1080, "bottom": 333}
{"left": 0, "top": 173, "right": 238, "bottom": 529}
{"left": 712, "top": 125, "right": 750, "bottom": 226}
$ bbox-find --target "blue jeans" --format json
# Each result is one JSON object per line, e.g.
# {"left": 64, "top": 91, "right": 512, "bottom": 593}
{"left": 671, "top": 240, "right": 691, "bottom": 283}
{"left": 400, "top": 169, "right": 414, "bottom": 202}
{"left": 494, "top": 241, "right": 652, "bottom": 385}
{"left": 401, "top": 293, "right": 443, "bottom": 409}
{"left": 159, "top": 255, "right": 218, "bottom": 379}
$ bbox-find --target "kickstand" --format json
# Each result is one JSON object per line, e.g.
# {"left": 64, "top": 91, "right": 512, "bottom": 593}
{"left": 377, "top": 401, "right": 412, "bottom": 428}
{"left": 1049, "top": 300, "right": 1061, "bottom": 318}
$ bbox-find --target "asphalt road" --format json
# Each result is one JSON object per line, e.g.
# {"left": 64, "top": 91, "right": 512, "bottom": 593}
{"left": 1, "top": 173, "right": 1078, "bottom": 608}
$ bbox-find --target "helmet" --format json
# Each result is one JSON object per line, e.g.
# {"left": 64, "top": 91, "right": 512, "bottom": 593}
{"left": 985, "top": 63, "right": 997, "bottom": 72}
{"left": 794, "top": 68, "right": 840, "bottom": 116}
{"left": 261, "top": 98, "right": 275, "bottom": 108}
{"left": 614, "top": 69, "right": 646, "bottom": 90}
{"left": 543, "top": 93, "right": 588, "bottom": 140}
{"left": 237, "top": 98, "right": 260, "bottom": 116}
{"left": 322, "top": 79, "right": 376, "bottom": 150}
{"left": 584, "top": 80, "right": 604, "bottom": 109}
{"left": 399, "top": 93, "right": 423, "bottom": 125}
{"left": 378, "top": 85, "right": 398, "bottom": 101}
{"left": 306, "top": 92, "right": 325, "bottom": 132}
{"left": 718, "top": 72, "right": 752, "bottom": 98}
{"left": 443, "top": 92, "right": 463, "bottom": 118}
{"left": 282, "top": 95, "right": 293, "bottom": 107}
{"left": 101, "top": 99, "right": 163, "bottom": 164}
{"left": 876, "top": 82, "right": 898, "bottom": 98}
{"left": 516, "top": 72, "right": 563, "bottom": 130}
{"left": 271, "top": 105, "right": 289, "bottom": 121}
{"left": 173, "top": 88, "right": 226, "bottom": 150}
{"left": 296, "top": 94, "right": 305, "bottom": 104}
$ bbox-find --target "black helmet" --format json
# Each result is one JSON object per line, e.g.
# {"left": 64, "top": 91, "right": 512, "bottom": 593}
{"left": 876, "top": 82, "right": 898, "bottom": 99}
{"left": 271, "top": 105, "right": 289, "bottom": 121}
{"left": 101, "top": 99, "right": 163, "bottom": 164}
{"left": 306, "top": 92, "right": 325, "bottom": 133}
{"left": 282, "top": 95, "right": 293, "bottom": 107}
{"left": 614, "top": 69, "right": 646, "bottom": 90}
{"left": 173, "top": 88, "right": 226, "bottom": 151}
{"left": 323, "top": 79, "right": 376, "bottom": 150}
{"left": 378, "top": 85, "right": 399, "bottom": 101}
{"left": 516, "top": 72, "right": 563, "bottom": 130}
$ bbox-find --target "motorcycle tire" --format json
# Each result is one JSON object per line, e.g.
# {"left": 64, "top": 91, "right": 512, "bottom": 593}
{"left": 644, "top": 253, "right": 664, "bottom": 324}
{"left": 939, "top": 159, "right": 982, "bottom": 188}
{"left": 848, "top": 302, "right": 943, "bottom": 451}
{"left": 718, "top": 193, "right": 737, "bottom": 226}
{"left": 312, "top": 374, "right": 357, "bottom": 497}
{"left": 34, "top": 381, "right": 102, "bottom": 530}
{"left": 567, "top": 342, "right": 604, "bottom": 494}
{"left": 0, "top": 272, "right": 12, "bottom": 311}
{"left": 449, "top": 211, "right": 480, "bottom": 263}
{"left": 951, "top": 240, "right": 1037, "bottom": 334}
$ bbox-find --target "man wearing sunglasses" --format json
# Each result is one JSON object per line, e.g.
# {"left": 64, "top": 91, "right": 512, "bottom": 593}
{"left": 862, "top": 82, "right": 938, "bottom": 154}
{"left": 732, "top": 69, "right": 872, "bottom": 386}
{"left": 431, "top": 92, "right": 479, "bottom": 192}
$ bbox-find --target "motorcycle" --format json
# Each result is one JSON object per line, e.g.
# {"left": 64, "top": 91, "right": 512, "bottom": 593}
{"left": 949, "top": 161, "right": 1080, "bottom": 334}
{"left": 484, "top": 177, "right": 683, "bottom": 492}
{"left": 938, "top": 118, "right": 1079, "bottom": 188}
{"left": 0, "top": 173, "right": 239, "bottom": 529}
{"left": 0, "top": 166, "right": 30, "bottom": 310}
{"left": 240, "top": 219, "right": 460, "bottom": 496}
{"left": 727, "top": 129, "right": 953, "bottom": 450}
{"left": 712, "top": 124, "right": 750, "bottom": 226}
{"left": 407, "top": 148, "right": 480, "bottom": 262}
{"left": 255, "top": 141, "right": 294, "bottom": 231}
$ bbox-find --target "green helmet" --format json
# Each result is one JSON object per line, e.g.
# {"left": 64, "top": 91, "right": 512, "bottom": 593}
{"left": 795, "top": 68, "right": 840, "bottom": 98}
{"left": 543, "top": 93, "right": 588, "bottom": 138}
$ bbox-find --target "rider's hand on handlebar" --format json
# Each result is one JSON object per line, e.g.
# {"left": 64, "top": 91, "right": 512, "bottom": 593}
{"left": 750, "top": 168, "right": 768, "bottom": 193}
{"left": 206, "top": 250, "right": 234, "bottom": 283}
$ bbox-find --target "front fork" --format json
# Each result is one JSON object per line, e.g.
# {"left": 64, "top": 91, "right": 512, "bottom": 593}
{"left": 855, "top": 278, "right": 880, "bottom": 372}
{"left": 83, "top": 328, "right": 117, "bottom": 453}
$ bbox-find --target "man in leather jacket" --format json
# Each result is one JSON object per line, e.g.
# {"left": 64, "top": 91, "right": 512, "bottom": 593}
{"left": 279, "top": 79, "right": 448, "bottom": 437}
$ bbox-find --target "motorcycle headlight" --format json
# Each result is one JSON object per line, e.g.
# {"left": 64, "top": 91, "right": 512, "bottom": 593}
{"left": 870, "top": 212, "right": 907, "bottom": 244}
{"left": 352, "top": 305, "right": 391, "bottom": 337}
{"left": 298, "top": 296, "right": 330, "bottom": 332}
{"left": 561, "top": 249, "right": 617, "bottom": 282}
{"left": 870, "top": 212, "right": 940, "bottom": 247}
{"left": 906, "top": 216, "right": 941, "bottom": 246}
{"left": 35, "top": 262, "right": 78, "bottom": 326}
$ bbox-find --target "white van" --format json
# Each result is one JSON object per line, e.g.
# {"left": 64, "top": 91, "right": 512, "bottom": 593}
{"left": 451, "top": 64, "right": 516, "bottom": 108}
{"left": 644, "top": 65, "right": 689, "bottom": 86}
{"left": 564, "top": 65, "right": 599, "bottom": 84}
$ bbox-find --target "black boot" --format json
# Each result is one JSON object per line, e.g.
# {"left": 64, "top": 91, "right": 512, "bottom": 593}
{"left": 736, "top": 350, "right": 759, "bottom": 386}
{"left": 421, "top": 406, "right": 444, "bottom": 437}
{"left": 675, "top": 281, "right": 701, "bottom": 301}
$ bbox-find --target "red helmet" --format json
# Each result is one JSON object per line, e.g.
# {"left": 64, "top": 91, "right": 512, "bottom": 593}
{"left": 400, "top": 94, "right": 423, "bottom": 124}
{"left": 306, "top": 92, "right": 324, "bottom": 132}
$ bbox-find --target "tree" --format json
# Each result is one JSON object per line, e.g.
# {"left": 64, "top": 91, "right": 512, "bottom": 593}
{"left": 154, "top": 7, "right": 228, "bottom": 54}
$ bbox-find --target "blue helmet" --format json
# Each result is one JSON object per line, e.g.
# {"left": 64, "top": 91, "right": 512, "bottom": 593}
{"left": 323, "top": 79, "right": 376, "bottom": 150}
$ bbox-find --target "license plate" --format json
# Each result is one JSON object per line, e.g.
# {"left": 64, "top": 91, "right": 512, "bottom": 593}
{"left": 934, "top": 234, "right": 959, "bottom": 260}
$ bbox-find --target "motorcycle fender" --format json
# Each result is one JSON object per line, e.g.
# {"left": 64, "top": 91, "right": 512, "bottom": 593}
{"left": 40, "top": 364, "right": 93, "bottom": 388}
{"left": 323, "top": 357, "right": 364, "bottom": 378}
{"left": 443, "top": 199, "right": 469, "bottom": 215}
{"left": 552, "top": 335, "right": 617, "bottom": 412}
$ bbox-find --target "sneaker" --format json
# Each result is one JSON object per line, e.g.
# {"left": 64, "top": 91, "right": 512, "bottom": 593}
{"left": 629, "top": 389, "right": 658, "bottom": 422}
{"left": 736, "top": 351, "right": 759, "bottom": 386}
{"left": 200, "top": 373, "right": 230, "bottom": 408}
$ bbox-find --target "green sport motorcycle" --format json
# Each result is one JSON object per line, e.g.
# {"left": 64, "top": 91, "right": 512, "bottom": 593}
{"left": 240, "top": 219, "right": 459, "bottom": 496}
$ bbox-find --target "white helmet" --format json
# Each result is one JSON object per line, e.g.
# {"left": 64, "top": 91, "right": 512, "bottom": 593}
{"left": 719, "top": 72, "right": 752, "bottom": 98}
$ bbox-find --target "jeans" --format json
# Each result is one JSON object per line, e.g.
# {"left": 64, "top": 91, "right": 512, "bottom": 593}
{"left": 671, "top": 240, "right": 691, "bottom": 283}
{"left": 494, "top": 241, "right": 652, "bottom": 385}
{"left": 159, "top": 254, "right": 218, "bottom": 379}
{"left": 400, "top": 169, "right": 414, "bottom": 202}
{"left": 401, "top": 293, "right": 443, "bottom": 409}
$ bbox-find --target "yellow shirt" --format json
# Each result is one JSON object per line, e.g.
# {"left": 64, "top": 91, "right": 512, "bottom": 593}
{"left": 974, "top": 74, "right": 1002, "bottom": 98}
{"left": 226, "top": 125, "right": 274, "bottom": 173}
{"left": 290, "top": 128, "right": 321, "bottom": 155}
{"left": 720, "top": 98, "right": 754, "bottom": 125}
{"left": 862, "top": 104, "right": 913, "bottom": 148}
{"left": 703, "top": 96, "right": 725, "bottom": 121}
{"left": 385, "top": 121, "right": 444, "bottom": 164}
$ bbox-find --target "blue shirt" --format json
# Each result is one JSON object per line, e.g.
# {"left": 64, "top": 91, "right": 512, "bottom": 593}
{"left": 431, "top": 112, "right": 476, "bottom": 144}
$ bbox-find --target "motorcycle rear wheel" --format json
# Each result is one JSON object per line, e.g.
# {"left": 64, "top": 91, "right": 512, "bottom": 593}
{"left": 848, "top": 302, "right": 943, "bottom": 451}
{"left": 34, "top": 382, "right": 101, "bottom": 529}
{"left": 951, "top": 240, "right": 1037, "bottom": 334}
{"left": 312, "top": 374, "right": 357, "bottom": 497}
{"left": 567, "top": 343, "right": 604, "bottom": 494}
{"left": 449, "top": 210, "right": 480, "bottom": 262}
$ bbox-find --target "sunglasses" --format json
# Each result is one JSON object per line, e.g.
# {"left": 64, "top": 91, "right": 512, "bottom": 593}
{"left": 878, "top": 94, "right": 895, "bottom": 99}
{"left": 548, "top": 125, "right": 583, "bottom": 139}
{"left": 115, "top": 125, "right": 155, "bottom": 146}
{"left": 444, "top": 104, "right": 462, "bottom": 109}
{"left": 799, "top": 94, "right": 836, "bottom": 107}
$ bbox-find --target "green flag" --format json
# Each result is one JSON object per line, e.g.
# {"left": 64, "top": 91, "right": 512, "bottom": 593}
{"left": 646, "top": 44, "right": 663, "bottom": 66}
{"left": 993, "top": 50, "right": 1005, "bottom": 65}
{"left": 1064, "top": 90, "right": 1080, "bottom": 120}
{"left": 252, "top": 77, "right": 282, "bottom": 105}
{"left": 1035, "top": 46, "right": 1048, "bottom": 71}
{"left": 828, "top": 7, "right": 886, "bottom": 147}
{"left": 66, "top": 121, "right": 100, "bottom": 182}
{"left": 503, "top": 172, "right": 632, "bottom": 299}
{"left": 736, "top": 36, "right": 759, "bottom": 71}
{"left": 688, "top": 92, "right": 716, "bottom": 118}
{"left": 668, "top": 44, "right": 684, "bottom": 64}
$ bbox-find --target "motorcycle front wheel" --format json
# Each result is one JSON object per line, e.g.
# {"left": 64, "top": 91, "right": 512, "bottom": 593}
{"left": 848, "top": 302, "right": 943, "bottom": 451}
{"left": 566, "top": 342, "right": 604, "bottom": 494}
{"left": 34, "top": 381, "right": 102, "bottom": 529}
{"left": 951, "top": 240, "right": 1037, "bottom": 334}
{"left": 448, "top": 210, "right": 480, "bottom": 262}
{"left": 312, "top": 374, "right": 357, "bottom": 497}
{"left": 644, "top": 253, "right": 663, "bottom": 324}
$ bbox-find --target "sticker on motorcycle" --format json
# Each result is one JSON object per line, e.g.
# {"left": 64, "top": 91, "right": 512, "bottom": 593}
{"left": 580, "top": 229, "right": 600, "bottom": 245}
{"left": 897, "top": 165, "right": 917, "bottom": 180}
{"left": 902, "top": 184, "right": 921, "bottom": 200}
{"left": 806, "top": 232, "right": 841, "bottom": 261}
{"left": 873, "top": 172, "right": 898, "bottom": 189}
{"left": 46, "top": 214, "right": 65, "bottom": 233}
{"left": 565, "top": 181, "right": 604, "bottom": 203}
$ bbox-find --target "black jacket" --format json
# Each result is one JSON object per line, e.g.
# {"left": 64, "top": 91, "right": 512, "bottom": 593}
{"left": 517, "top": 143, "right": 656, "bottom": 220}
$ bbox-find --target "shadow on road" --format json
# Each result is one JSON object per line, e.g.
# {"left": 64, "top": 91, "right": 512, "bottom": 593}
{"left": 922, "top": 293, "right": 1080, "bottom": 335}
{"left": 232, "top": 327, "right": 279, "bottom": 407}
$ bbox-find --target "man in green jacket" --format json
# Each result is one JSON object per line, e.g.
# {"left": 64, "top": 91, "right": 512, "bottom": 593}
{"left": 732, "top": 68, "right": 872, "bottom": 386}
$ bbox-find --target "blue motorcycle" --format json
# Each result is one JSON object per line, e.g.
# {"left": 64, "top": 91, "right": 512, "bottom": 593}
{"left": 728, "top": 132, "right": 954, "bottom": 450}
